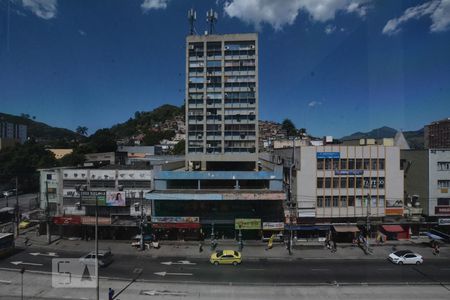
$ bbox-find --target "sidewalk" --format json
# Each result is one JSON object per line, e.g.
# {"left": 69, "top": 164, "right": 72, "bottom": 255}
{"left": 15, "top": 229, "right": 450, "bottom": 261}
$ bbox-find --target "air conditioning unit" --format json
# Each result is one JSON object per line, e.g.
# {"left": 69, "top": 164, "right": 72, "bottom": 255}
{"left": 250, "top": 45, "right": 255, "bottom": 49}
{"left": 207, "top": 144, "right": 212, "bottom": 147}
{"left": 189, "top": 45, "right": 195, "bottom": 50}
{"left": 224, "top": 46, "right": 229, "bottom": 50}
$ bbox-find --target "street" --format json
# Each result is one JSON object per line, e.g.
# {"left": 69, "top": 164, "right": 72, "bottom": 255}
{"left": 1, "top": 246, "right": 450, "bottom": 286}
{"left": 0, "top": 193, "right": 40, "bottom": 213}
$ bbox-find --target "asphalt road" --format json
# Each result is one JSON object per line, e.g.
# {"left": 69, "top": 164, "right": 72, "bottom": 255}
{"left": 1, "top": 247, "right": 450, "bottom": 286}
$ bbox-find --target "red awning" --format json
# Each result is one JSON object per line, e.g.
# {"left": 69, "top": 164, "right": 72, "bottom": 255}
{"left": 381, "top": 225, "right": 405, "bottom": 233}
{"left": 152, "top": 223, "right": 201, "bottom": 229}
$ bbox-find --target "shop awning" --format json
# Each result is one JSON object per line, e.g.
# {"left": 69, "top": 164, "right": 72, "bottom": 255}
{"left": 425, "top": 232, "right": 443, "bottom": 240}
{"left": 333, "top": 225, "right": 360, "bottom": 233}
{"left": 152, "top": 223, "right": 201, "bottom": 229}
{"left": 285, "top": 225, "right": 330, "bottom": 231}
{"left": 381, "top": 225, "right": 405, "bottom": 233}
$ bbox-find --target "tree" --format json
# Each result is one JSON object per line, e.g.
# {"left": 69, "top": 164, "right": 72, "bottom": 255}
{"left": 282, "top": 118, "right": 297, "bottom": 137}
{"left": 172, "top": 139, "right": 185, "bottom": 155}
{"left": 87, "top": 129, "right": 117, "bottom": 152}
{"left": 76, "top": 126, "right": 88, "bottom": 136}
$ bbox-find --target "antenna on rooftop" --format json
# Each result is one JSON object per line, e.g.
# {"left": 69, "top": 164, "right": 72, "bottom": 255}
{"left": 188, "top": 9, "right": 197, "bottom": 35}
{"left": 206, "top": 9, "right": 218, "bottom": 34}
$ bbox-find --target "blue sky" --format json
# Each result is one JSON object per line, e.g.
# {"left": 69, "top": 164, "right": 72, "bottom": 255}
{"left": 0, "top": 0, "right": 449, "bottom": 137}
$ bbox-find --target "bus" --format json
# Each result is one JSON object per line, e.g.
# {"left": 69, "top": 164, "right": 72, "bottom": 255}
{"left": 0, "top": 233, "right": 14, "bottom": 257}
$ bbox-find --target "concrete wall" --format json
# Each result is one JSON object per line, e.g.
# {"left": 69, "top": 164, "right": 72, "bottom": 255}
{"left": 401, "top": 150, "right": 429, "bottom": 214}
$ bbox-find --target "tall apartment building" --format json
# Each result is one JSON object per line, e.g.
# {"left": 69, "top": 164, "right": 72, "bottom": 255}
{"left": 425, "top": 118, "right": 450, "bottom": 149}
{"left": 0, "top": 121, "right": 27, "bottom": 149}
{"left": 185, "top": 33, "right": 259, "bottom": 171}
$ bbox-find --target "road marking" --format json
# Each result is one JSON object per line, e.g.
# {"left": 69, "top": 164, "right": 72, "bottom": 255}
{"left": 311, "top": 268, "right": 329, "bottom": 271}
{"left": 154, "top": 271, "right": 193, "bottom": 277}
{"left": 10, "top": 261, "right": 43, "bottom": 266}
{"left": 245, "top": 268, "right": 264, "bottom": 271}
{"left": 29, "top": 252, "right": 58, "bottom": 257}
{"left": 133, "top": 268, "right": 143, "bottom": 274}
{"left": 161, "top": 260, "right": 196, "bottom": 266}
{"left": 0, "top": 280, "right": 11, "bottom": 284}
{"left": 141, "top": 290, "right": 188, "bottom": 296}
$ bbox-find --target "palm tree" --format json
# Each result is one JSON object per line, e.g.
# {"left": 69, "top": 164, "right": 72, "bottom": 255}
{"left": 76, "top": 126, "right": 88, "bottom": 136}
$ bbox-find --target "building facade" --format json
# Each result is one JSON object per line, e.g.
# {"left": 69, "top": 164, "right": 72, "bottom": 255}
{"left": 402, "top": 149, "right": 450, "bottom": 218}
{"left": 425, "top": 118, "right": 450, "bottom": 149}
{"left": 185, "top": 33, "right": 259, "bottom": 171}
{"left": 0, "top": 121, "right": 27, "bottom": 149}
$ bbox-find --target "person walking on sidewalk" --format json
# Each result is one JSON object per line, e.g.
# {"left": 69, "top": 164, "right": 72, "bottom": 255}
{"left": 199, "top": 242, "right": 203, "bottom": 253}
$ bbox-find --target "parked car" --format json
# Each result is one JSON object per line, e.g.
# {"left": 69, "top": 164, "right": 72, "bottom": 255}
{"left": 210, "top": 250, "right": 242, "bottom": 266}
{"left": 388, "top": 250, "right": 423, "bottom": 265}
{"left": 80, "top": 250, "right": 113, "bottom": 267}
{"left": 2, "top": 189, "right": 16, "bottom": 197}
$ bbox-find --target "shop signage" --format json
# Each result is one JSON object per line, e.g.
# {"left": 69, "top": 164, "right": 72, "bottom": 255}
{"left": 438, "top": 218, "right": 450, "bottom": 226}
{"left": 223, "top": 192, "right": 285, "bottom": 201}
{"left": 334, "top": 170, "right": 364, "bottom": 176}
{"left": 385, "top": 208, "right": 404, "bottom": 216}
{"left": 81, "top": 216, "right": 111, "bottom": 225}
{"left": 53, "top": 216, "right": 82, "bottom": 225}
{"left": 262, "top": 222, "right": 284, "bottom": 230}
{"left": 151, "top": 216, "right": 199, "bottom": 223}
{"left": 235, "top": 218, "right": 261, "bottom": 230}
{"left": 152, "top": 223, "right": 201, "bottom": 229}
{"left": 317, "top": 152, "right": 340, "bottom": 159}
{"left": 435, "top": 206, "right": 450, "bottom": 215}
{"left": 80, "top": 191, "right": 107, "bottom": 206}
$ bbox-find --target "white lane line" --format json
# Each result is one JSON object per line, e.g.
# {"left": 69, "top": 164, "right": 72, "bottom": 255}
{"left": 245, "top": 268, "right": 264, "bottom": 271}
{"left": 311, "top": 268, "right": 330, "bottom": 271}
{"left": 0, "top": 280, "right": 12, "bottom": 284}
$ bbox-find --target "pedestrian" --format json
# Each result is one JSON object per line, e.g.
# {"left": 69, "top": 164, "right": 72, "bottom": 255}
{"left": 24, "top": 236, "right": 30, "bottom": 247}
{"left": 108, "top": 288, "right": 115, "bottom": 300}
{"left": 332, "top": 239, "right": 337, "bottom": 252}
{"left": 199, "top": 242, "right": 203, "bottom": 253}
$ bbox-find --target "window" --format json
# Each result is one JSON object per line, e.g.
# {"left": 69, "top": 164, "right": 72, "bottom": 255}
{"left": 325, "top": 159, "right": 332, "bottom": 170}
{"left": 317, "top": 196, "right": 323, "bottom": 208}
{"left": 340, "top": 159, "right": 347, "bottom": 169}
{"left": 371, "top": 159, "right": 378, "bottom": 170}
{"left": 438, "top": 180, "right": 450, "bottom": 188}
{"left": 437, "top": 198, "right": 450, "bottom": 206}
{"left": 317, "top": 177, "right": 324, "bottom": 189}
{"left": 317, "top": 159, "right": 324, "bottom": 169}
{"left": 363, "top": 159, "right": 370, "bottom": 170}
{"left": 332, "top": 196, "right": 339, "bottom": 207}
{"left": 332, "top": 159, "right": 339, "bottom": 170}
{"left": 333, "top": 177, "right": 339, "bottom": 189}
{"left": 378, "top": 159, "right": 385, "bottom": 170}
{"left": 438, "top": 162, "right": 450, "bottom": 171}
{"left": 46, "top": 174, "right": 52, "bottom": 180}
{"left": 371, "top": 196, "right": 377, "bottom": 207}
{"left": 348, "top": 177, "right": 355, "bottom": 188}
{"left": 378, "top": 177, "right": 385, "bottom": 189}
{"left": 325, "top": 178, "right": 331, "bottom": 189}
{"left": 325, "top": 196, "right": 331, "bottom": 207}
{"left": 356, "top": 196, "right": 362, "bottom": 207}
{"left": 348, "top": 159, "right": 355, "bottom": 169}
{"left": 340, "top": 196, "right": 347, "bottom": 207}
{"left": 356, "top": 177, "right": 362, "bottom": 188}
{"left": 355, "top": 159, "right": 362, "bottom": 169}
{"left": 378, "top": 195, "right": 385, "bottom": 207}
{"left": 340, "top": 177, "right": 347, "bottom": 189}
{"left": 348, "top": 196, "right": 355, "bottom": 207}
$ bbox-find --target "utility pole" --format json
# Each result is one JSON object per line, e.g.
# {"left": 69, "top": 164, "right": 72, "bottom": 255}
{"left": 95, "top": 192, "right": 99, "bottom": 300}
{"left": 45, "top": 181, "right": 51, "bottom": 244}
{"left": 15, "top": 176, "right": 19, "bottom": 237}
{"left": 140, "top": 190, "right": 145, "bottom": 251}
{"left": 366, "top": 193, "right": 371, "bottom": 254}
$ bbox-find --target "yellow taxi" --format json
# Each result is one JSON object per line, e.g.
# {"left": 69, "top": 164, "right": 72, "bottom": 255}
{"left": 19, "top": 220, "right": 31, "bottom": 229}
{"left": 210, "top": 250, "right": 242, "bottom": 266}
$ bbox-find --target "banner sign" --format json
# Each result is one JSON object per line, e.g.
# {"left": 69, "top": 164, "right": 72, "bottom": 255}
{"left": 262, "top": 222, "right": 284, "bottom": 230}
{"left": 334, "top": 170, "right": 364, "bottom": 176}
{"left": 235, "top": 218, "right": 261, "bottom": 230}
{"left": 385, "top": 208, "right": 404, "bottom": 216}
{"left": 436, "top": 206, "right": 450, "bottom": 215}
{"left": 53, "top": 216, "right": 82, "bottom": 225}
{"left": 438, "top": 218, "right": 450, "bottom": 226}
{"left": 317, "top": 152, "right": 340, "bottom": 159}
{"left": 151, "top": 216, "right": 199, "bottom": 223}
{"left": 152, "top": 223, "right": 201, "bottom": 229}
{"left": 106, "top": 191, "right": 126, "bottom": 206}
{"left": 81, "top": 216, "right": 111, "bottom": 225}
{"left": 80, "top": 191, "right": 106, "bottom": 206}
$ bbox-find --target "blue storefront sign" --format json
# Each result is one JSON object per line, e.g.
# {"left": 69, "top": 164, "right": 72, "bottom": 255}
{"left": 317, "top": 152, "right": 340, "bottom": 159}
{"left": 335, "top": 170, "right": 364, "bottom": 175}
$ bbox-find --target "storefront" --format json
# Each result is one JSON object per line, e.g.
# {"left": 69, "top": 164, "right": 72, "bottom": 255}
{"left": 285, "top": 225, "right": 330, "bottom": 242}
{"left": 262, "top": 222, "right": 284, "bottom": 241}
{"left": 151, "top": 216, "right": 201, "bottom": 240}
{"left": 235, "top": 218, "right": 262, "bottom": 240}
{"left": 380, "top": 225, "right": 410, "bottom": 240}
{"left": 332, "top": 225, "right": 360, "bottom": 242}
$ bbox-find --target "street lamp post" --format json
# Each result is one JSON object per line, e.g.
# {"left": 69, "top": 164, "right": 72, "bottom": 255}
{"left": 140, "top": 190, "right": 145, "bottom": 251}
{"left": 95, "top": 193, "right": 99, "bottom": 300}
{"left": 20, "top": 267, "right": 25, "bottom": 300}
{"left": 366, "top": 193, "right": 371, "bottom": 254}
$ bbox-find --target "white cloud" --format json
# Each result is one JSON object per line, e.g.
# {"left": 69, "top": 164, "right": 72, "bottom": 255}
{"left": 21, "top": 0, "right": 57, "bottom": 20}
{"left": 308, "top": 101, "right": 322, "bottom": 107}
{"left": 383, "top": 0, "right": 450, "bottom": 35}
{"left": 223, "top": 0, "right": 371, "bottom": 30}
{"left": 141, "top": 0, "right": 170, "bottom": 12}
{"left": 324, "top": 24, "right": 336, "bottom": 34}
{"left": 78, "top": 30, "right": 86, "bottom": 36}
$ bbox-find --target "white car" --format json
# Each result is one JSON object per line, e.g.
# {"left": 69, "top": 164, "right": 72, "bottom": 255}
{"left": 388, "top": 250, "right": 423, "bottom": 265}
